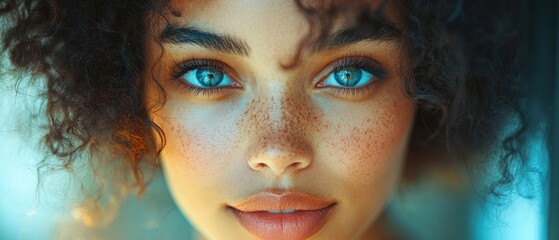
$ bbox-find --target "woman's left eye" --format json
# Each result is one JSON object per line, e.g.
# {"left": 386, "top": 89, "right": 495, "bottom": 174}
{"left": 316, "top": 56, "right": 387, "bottom": 98}
{"left": 322, "top": 66, "right": 375, "bottom": 88}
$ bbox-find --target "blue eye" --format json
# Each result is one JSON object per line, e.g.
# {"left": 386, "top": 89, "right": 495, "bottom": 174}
{"left": 182, "top": 67, "right": 234, "bottom": 88}
{"left": 316, "top": 56, "right": 387, "bottom": 98}
{"left": 323, "top": 66, "right": 375, "bottom": 88}
{"left": 172, "top": 59, "right": 241, "bottom": 97}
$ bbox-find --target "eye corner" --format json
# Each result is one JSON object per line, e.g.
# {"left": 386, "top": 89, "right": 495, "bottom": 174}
{"left": 314, "top": 81, "right": 327, "bottom": 88}
{"left": 230, "top": 81, "right": 244, "bottom": 88}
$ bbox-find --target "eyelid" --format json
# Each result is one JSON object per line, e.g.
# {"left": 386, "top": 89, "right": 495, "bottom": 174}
{"left": 314, "top": 55, "right": 387, "bottom": 87}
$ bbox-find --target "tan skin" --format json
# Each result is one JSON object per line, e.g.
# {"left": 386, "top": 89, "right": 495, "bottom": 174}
{"left": 144, "top": 0, "right": 415, "bottom": 239}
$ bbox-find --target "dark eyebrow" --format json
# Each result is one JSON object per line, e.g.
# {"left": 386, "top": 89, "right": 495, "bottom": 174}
{"left": 159, "top": 25, "right": 251, "bottom": 57}
{"left": 310, "top": 19, "right": 402, "bottom": 54}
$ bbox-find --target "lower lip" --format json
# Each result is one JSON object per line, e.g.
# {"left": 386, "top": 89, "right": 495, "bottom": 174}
{"left": 230, "top": 204, "right": 335, "bottom": 240}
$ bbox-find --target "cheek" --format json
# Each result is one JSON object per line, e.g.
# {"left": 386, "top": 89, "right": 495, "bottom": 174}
{"left": 163, "top": 123, "right": 219, "bottom": 174}
{"left": 318, "top": 95, "right": 415, "bottom": 190}
{"left": 155, "top": 103, "right": 243, "bottom": 192}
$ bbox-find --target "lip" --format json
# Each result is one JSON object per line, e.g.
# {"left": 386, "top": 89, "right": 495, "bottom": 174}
{"left": 228, "top": 189, "right": 336, "bottom": 240}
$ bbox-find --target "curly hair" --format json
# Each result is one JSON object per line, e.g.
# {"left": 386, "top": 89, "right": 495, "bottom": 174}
{"left": 400, "top": 0, "right": 529, "bottom": 194}
{"left": 1, "top": 0, "right": 531, "bottom": 227}
{"left": 2, "top": 0, "right": 166, "bottom": 194}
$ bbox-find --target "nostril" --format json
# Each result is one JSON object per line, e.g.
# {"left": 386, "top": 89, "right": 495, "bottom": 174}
{"left": 256, "top": 163, "right": 267, "bottom": 169}
{"left": 290, "top": 162, "right": 302, "bottom": 169}
{"left": 250, "top": 161, "right": 305, "bottom": 174}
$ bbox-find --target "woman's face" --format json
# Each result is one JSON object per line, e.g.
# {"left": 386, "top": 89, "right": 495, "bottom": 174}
{"left": 144, "top": 0, "right": 415, "bottom": 239}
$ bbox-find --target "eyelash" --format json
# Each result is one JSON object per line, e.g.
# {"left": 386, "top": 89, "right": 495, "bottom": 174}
{"left": 170, "top": 56, "right": 387, "bottom": 97}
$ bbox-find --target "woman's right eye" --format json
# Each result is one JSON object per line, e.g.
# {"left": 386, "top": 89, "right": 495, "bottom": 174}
{"left": 172, "top": 60, "right": 241, "bottom": 97}
{"left": 182, "top": 67, "right": 234, "bottom": 88}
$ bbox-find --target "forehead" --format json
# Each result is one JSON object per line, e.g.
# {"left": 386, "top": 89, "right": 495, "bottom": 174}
{"left": 162, "top": 0, "right": 403, "bottom": 37}
{"left": 157, "top": 0, "right": 403, "bottom": 61}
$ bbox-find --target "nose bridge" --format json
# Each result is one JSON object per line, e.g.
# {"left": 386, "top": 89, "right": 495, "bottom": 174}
{"left": 256, "top": 83, "right": 311, "bottom": 136}
{"left": 265, "top": 84, "right": 300, "bottom": 130}
{"left": 245, "top": 84, "right": 315, "bottom": 175}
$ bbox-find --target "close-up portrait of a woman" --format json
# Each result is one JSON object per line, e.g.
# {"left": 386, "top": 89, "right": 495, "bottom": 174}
{"left": 0, "top": 0, "right": 557, "bottom": 239}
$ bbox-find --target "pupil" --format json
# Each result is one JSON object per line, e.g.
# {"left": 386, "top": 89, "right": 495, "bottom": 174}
{"left": 334, "top": 67, "right": 361, "bottom": 86}
{"left": 196, "top": 68, "right": 224, "bottom": 87}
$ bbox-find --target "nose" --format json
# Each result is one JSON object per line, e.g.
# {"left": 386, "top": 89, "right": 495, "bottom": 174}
{"left": 244, "top": 87, "right": 316, "bottom": 176}
{"left": 247, "top": 143, "right": 313, "bottom": 175}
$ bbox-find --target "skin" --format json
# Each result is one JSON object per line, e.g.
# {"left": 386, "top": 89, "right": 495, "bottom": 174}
{"left": 144, "top": 0, "right": 416, "bottom": 239}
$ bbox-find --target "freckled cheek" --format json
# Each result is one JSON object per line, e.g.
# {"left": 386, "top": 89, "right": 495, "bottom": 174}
{"left": 320, "top": 102, "right": 414, "bottom": 186}
{"left": 158, "top": 117, "right": 240, "bottom": 182}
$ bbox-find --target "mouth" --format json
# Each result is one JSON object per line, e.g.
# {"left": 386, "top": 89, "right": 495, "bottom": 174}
{"left": 228, "top": 189, "right": 336, "bottom": 240}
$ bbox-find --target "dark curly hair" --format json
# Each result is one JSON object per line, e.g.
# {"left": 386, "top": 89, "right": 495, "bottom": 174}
{"left": 0, "top": 0, "right": 532, "bottom": 227}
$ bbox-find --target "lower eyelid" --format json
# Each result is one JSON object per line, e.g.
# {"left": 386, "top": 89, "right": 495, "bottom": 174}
{"left": 174, "top": 80, "right": 239, "bottom": 98}
{"left": 323, "top": 83, "right": 378, "bottom": 100}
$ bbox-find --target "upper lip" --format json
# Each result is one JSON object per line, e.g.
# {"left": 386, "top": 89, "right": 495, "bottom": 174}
{"left": 230, "top": 189, "right": 335, "bottom": 212}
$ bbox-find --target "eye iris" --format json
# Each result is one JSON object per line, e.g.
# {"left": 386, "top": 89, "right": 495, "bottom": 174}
{"left": 334, "top": 67, "right": 362, "bottom": 87}
{"left": 196, "top": 68, "right": 224, "bottom": 87}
